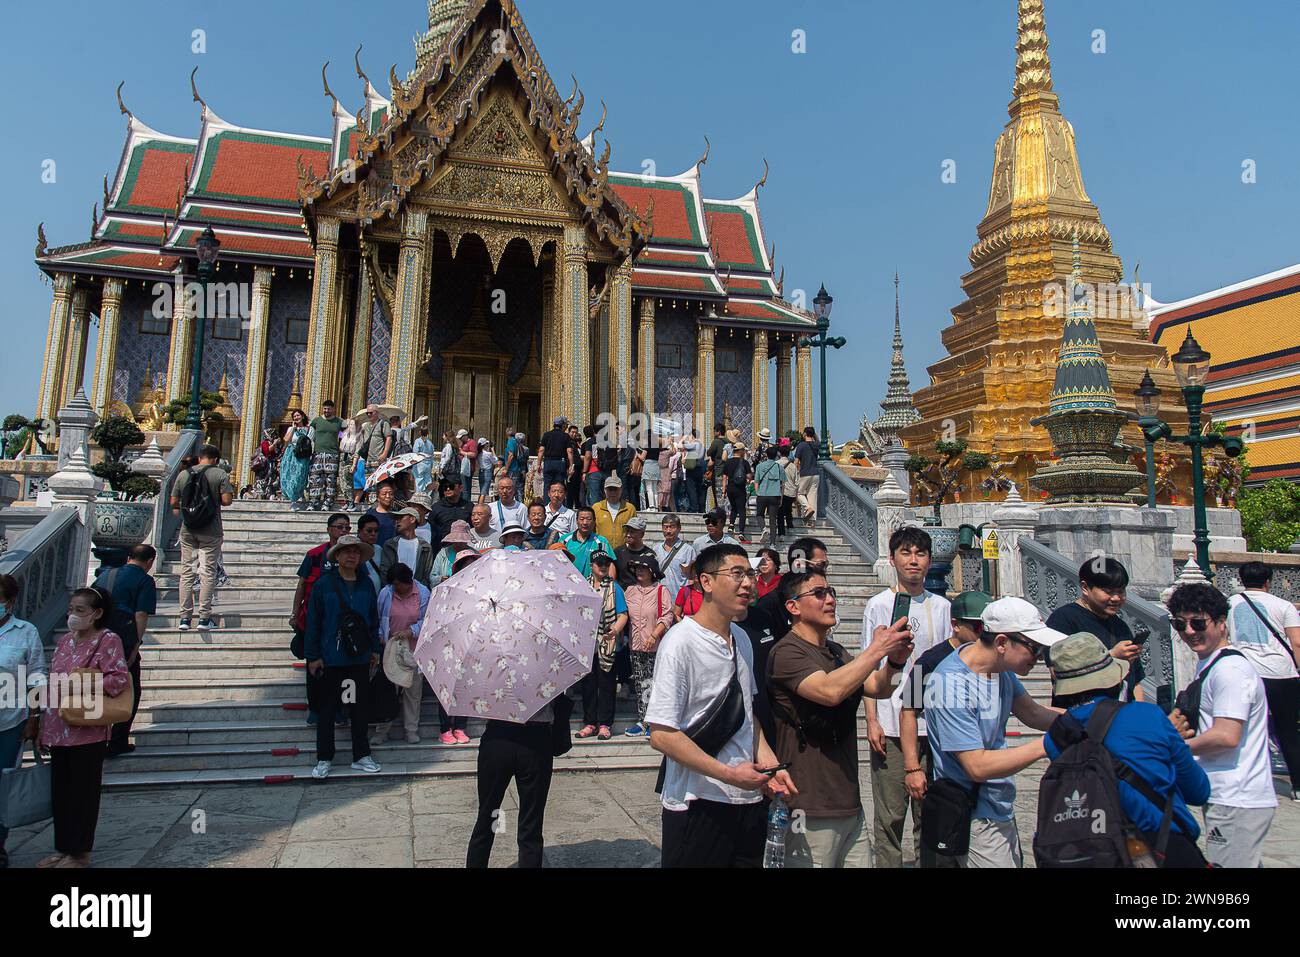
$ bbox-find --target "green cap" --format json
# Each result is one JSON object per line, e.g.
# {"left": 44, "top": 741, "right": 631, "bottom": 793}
{"left": 951, "top": 591, "right": 993, "bottom": 622}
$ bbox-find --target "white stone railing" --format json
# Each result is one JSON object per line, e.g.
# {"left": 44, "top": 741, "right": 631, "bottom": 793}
{"left": 0, "top": 507, "right": 80, "bottom": 637}
{"left": 149, "top": 430, "right": 203, "bottom": 569}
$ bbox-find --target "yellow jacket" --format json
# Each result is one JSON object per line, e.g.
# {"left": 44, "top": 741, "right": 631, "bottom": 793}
{"left": 593, "top": 499, "right": 637, "bottom": 550}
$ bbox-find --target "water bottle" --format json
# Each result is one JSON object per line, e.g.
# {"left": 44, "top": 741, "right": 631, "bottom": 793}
{"left": 763, "top": 796, "right": 790, "bottom": 869}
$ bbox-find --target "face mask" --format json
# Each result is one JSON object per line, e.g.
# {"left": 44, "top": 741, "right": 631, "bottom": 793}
{"left": 67, "top": 613, "right": 93, "bottom": 631}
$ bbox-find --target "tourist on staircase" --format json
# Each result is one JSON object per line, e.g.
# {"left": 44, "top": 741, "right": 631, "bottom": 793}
{"left": 36, "top": 587, "right": 130, "bottom": 868}
{"left": 407, "top": 492, "right": 434, "bottom": 545}
{"left": 721, "top": 444, "right": 753, "bottom": 543}
{"left": 365, "top": 481, "right": 400, "bottom": 548}
{"left": 523, "top": 503, "right": 557, "bottom": 551}
{"left": 1045, "top": 557, "right": 1145, "bottom": 704}
{"left": 575, "top": 552, "right": 628, "bottom": 742}
{"left": 692, "top": 509, "right": 739, "bottom": 557}
{"left": 280, "top": 410, "right": 311, "bottom": 511}
{"left": 359, "top": 405, "right": 394, "bottom": 490}
{"left": 378, "top": 563, "right": 430, "bottom": 744}
{"left": 171, "top": 444, "right": 235, "bottom": 632}
{"left": 540, "top": 417, "right": 573, "bottom": 497}
{"left": 640, "top": 436, "right": 660, "bottom": 511}
{"left": 622, "top": 557, "right": 673, "bottom": 738}
{"left": 778, "top": 439, "right": 797, "bottom": 539}
{"left": 94, "top": 544, "right": 157, "bottom": 758}
{"left": 306, "top": 535, "right": 382, "bottom": 779}
{"left": 595, "top": 476, "right": 638, "bottom": 550}
{"left": 542, "top": 480, "right": 576, "bottom": 541}
{"left": 380, "top": 508, "right": 435, "bottom": 588}
{"left": 707, "top": 423, "right": 727, "bottom": 512}
{"left": 0, "top": 572, "right": 45, "bottom": 870}
{"left": 754, "top": 548, "right": 782, "bottom": 600}
{"left": 555, "top": 506, "right": 613, "bottom": 579}
{"left": 754, "top": 537, "right": 830, "bottom": 639}
{"left": 488, "top": 476, "right": 527, "bottom": 535}
{"left": 355, "top": 515, "right": 385, "bottom": 595}
{"left": 431, "top": 520, "right": 477, "bottom": 585}
{"left": 306, "top": 399, "right": 345, "bottom": 512}
{"left": 468, "top": 503, "right": 500, "bottom": 551}
{"left": 427, "top": 477, "right": 472, "bottom": 556}
{"left": 291, "top": 513, "right": 351, "bottom": 726}
{"left": 412, "top": 427, "right": 436, "bottom": 494}
{"left": 339, "top": 418, "right": 365, "bottom": 512}
{"left": 681, "top": 429, "right": 707, "bottom": 514}
{"left": 652, "top": 514, "right": 695, "bottom": 608}
{"left": 476, "top": 440, "right": 498, "bottom": 505}
{"left": 793, "top": 427, "right": 820, "bottom": 528}
{"left": 506, "top": 431, "right": 530, "bottom": 495}
{"left": 565, "top": 423, "right": 584, "bottom": 509}
{"left": 614, "top": 516, "right": 659, "bottom": 587}
{"left": 754, "top": 446, "right": 785, "bottom": 547}
{"left": 657, "top": 438, "right": 676, "bottom": 510}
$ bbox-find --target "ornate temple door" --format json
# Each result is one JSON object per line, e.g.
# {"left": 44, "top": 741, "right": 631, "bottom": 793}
{"left": 445, "top": 363, "right": 498, "bottom": 440}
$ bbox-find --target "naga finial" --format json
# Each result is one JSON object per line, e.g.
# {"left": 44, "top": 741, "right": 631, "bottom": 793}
{"left": 103, "top": 174, "right": 112, "bottom": 213}
{"left": 756, "top": 158, "right": 769, "bottom": 191}
{"left": 389, "top": 63, "right": 406, "bottom": 101}
{"left": 190, "top": 66, "right": 207, "bottom": 114}
{"left": 598, "top": 138, "right": 611, "bottom": 170}
{"left": 591, "top": 99, "right": 607, "bottom": 136}
{"left": 777, "top": 266, "right": 785, "bottom": 296}
{"left": 91, "top": 202, "right": 99, "bottom": 237}
{"left": 322, "top": 61, "right": 339, "bottom": 111}
{"left": 116, "top": 81, "right": 132, "bottom": 119}
{"left": 35, "top": 222, "right": 48, "bottom": 258}
{"left": 563, "top": 74, "right": 578, "bottom": 111}
{"left": 696, "top": 135, "right": 711, "bottom": 169}
{"left": 354, "top": 44, "right": 372, "bottom": 90}
{"left": 769, "top": 241, "right": 777, "bottom": 267}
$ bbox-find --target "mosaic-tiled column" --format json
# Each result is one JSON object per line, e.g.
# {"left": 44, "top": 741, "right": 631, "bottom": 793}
{"left": 165, "top": 269, "right": 192, "bottom": 406}
{"left": 348, "top": 258, "right": 373, "bottom": 417}
{"left": 234, "top": 266, "right": 274, "bottom": 487}
{"left": 795, "top": 343, "right": 813, "bottom": 432}
{"left": 695, "top": 323, "right": 716, "bottom": 436}
{"left": 775, "top": 339, "right": 792, "bottom": 436}
{"left": 305, "top": 216, "right": 341, "bottom": 414}
{"left": 609, "top": 260, "right": 633, "bottom": 420}
{"left": 387, "top": 209, "right": 429, "bottom": 412}
{"left": 751, "top": 330, "right": 770, "bottom": 442}
{"left": 90, "top": 277, "right": 125, "bottom": 419}
{"left": 637, "top": 297, "right": 656, "bottom": 426}
{"left": 562, "top": 225, "right": 589, "bottom": 427}
{"left": 36, "top": 273, "right": 75, "bottom": 426}
{"left": 61, "top": 288, "right": 90, "bottom": 409}
{"left": 541, "top": 248, "right": 556, "bottom": 428}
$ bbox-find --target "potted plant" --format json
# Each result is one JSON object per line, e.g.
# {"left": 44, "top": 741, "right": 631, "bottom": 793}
{"left": 88, "top": 416, "right": 161, "bottom": 558}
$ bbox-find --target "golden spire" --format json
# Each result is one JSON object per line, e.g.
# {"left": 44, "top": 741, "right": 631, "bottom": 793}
{"left": 1012, "top": 0, "right": 1054, "bottom": 103}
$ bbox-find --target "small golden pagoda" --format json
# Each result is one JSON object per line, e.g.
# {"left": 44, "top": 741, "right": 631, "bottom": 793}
{"left": 899, "top": 0, "right": 1188, "bottom": 497}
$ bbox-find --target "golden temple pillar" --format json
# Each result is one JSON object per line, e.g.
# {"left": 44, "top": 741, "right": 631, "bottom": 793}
{"left": 695, "top": 323, "right": 715, "bottom": 435}
{"left": 795, "top": 343, "right": 813, "bottom": 432}
{"left": 36, "top": 273, "right": 74, "bottom": 424}
{"left": 541, "top": 248, "right": 557, "bottom": 428}
{"left": 165, "top": 270, "right": 193, "bottom": 406}
{"left": 561, "top": 225, "right": 589, "bottom": 427}
{"left": 90, "top": 278, "right": 125, "bottom": 419}
{"left": 61, "top": 288, "right": 90, "bottom": 409}
{"left": 234, "top": 266, "right": 273, "bottom": 487}
{"left": 304, "top": 215, "right": 341, "bottom": 414}
{"left": 637, "top": 297, "right": 656, "bottom": 425}
{"left": 609, "top": 260, "right": 633, "bottom": 419}
{"left": 775, "top": 339, "right": 792, "bottom": 436}
{"left": 348, "top": 258, "right": 373, "bottom": 415}
{"left": 386, "top": 209, "right": 429, "bottom": 412}
{"left": 751, "top": 330, "right": 770, "bottom": 441}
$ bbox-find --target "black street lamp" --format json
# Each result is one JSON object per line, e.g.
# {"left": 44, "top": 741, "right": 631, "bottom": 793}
{"left": 185, "top": 226, "right": 221, "bottom": 433}
{"left": 1142, "top": 328, "right": 1242, "bottom": 576}
{"left": 1134, "top": 369, "right": 1162, "bottom": 509}
{"left": 799, "top": 284, "right": 846, "bottom": 460}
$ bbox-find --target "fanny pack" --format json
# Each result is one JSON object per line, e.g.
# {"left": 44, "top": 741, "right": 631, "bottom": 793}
{"left": 921, "top": 778, "right": 982, "bottom": 858}
{"left": 654, "top": 649, "right": 745, "bottom": 794}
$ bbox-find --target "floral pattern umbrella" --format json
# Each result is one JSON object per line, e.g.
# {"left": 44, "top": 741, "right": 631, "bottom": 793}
{"left": 413, "top": 549, "right": 600, "bottom": 723}
{"left": 364, "top": 452, "right": 430, "bottom": 490}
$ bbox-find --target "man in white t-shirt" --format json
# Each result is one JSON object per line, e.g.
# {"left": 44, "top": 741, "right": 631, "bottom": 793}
{"left": 653, "top": 513, "right": 696, "bottom": 602}
{"left": 646, "top": 542, "right": 795, "bottom": 867}
{"left": 1168, "top": 583, "right": 1277, "bottom": 868}
{"left": 861, "top": 526, "right": 953, "bottom": 868}
{"left": 541, "top": 481, "right": 576, "bottom": 540}
{"left": 468, "top": 503, "right": 500, "bottom": 551}
{"left": 1229, "top": 561, "right": 1300, "bottom": 800}
{"left": 487, "top": 476, "right": 527, "bottom": 533}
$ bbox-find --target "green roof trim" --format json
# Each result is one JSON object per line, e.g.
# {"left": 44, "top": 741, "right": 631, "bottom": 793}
{"left": 193, "top": 130, "right": 330, "bottom": 208}
{"left": 608, "top": 174, "right": 705, "bottom": 248}
{"left": 704, "top": 201, "right": 765, "bottom": 271}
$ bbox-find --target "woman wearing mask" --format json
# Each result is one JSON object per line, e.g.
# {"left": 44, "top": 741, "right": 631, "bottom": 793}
{"left": 37, "top": 587, "right": 130, "bottom": 868}
{"left": 0, "top": 574, "right": 46, "bottom": 869}
{"left": 281, "top": 409, "right": 312, "bottom": 510}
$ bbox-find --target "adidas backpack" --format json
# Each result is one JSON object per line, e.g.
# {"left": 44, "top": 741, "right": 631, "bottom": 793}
{"left": 1034, "top": 699, "right": 1175, "bottom": 868}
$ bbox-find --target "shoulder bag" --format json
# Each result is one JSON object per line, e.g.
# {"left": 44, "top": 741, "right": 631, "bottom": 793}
{"left": 1239, "top": 592, "right": 1297, "bottom": 665}
{"left": 654, "top": 644, "right": 746, "bottom": 793}
{"left": 330, "top": 576, "right": 372, "bottom": 659}
{"left": 58, "top": 632, "right": 134, "bottom": 728}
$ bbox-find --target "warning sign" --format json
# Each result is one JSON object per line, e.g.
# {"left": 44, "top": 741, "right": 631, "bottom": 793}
{"left": 982, "top": 528, "right": 1000, "bottom": 560}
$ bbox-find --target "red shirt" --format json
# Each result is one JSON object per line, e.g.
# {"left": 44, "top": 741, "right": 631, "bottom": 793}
{"left": 755, "top": 573, "right": 783, "bottom": 600}
{"left": 674, "top": 585, "right": 704, "bottom": 616}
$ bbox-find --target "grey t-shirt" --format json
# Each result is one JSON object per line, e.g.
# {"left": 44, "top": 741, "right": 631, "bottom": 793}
{"left": 172, "top": 465, "right": 234, "bottom": 540}
{"left": 794, "top": 441, "right": 818, "bottom": 476}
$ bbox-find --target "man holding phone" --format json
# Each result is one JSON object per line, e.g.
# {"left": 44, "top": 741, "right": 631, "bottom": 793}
{"left": 768, "top": 570, "right": 914, "bottom": 867}
{"left": 861, "top": 527, "right": 953, "bottom": 868}
{"left": 1046, "top": 557, "right": 1145, "bottom": 704}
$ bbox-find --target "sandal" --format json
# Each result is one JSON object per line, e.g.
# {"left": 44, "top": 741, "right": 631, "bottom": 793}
{"left": 575, "top": 725, "right": 597, "bottom": 739}
{"left": 36, "top": 853, "right": 68, "bottom": 869}
{"left": 597, "top": 726, "right": 612, "bottom": 741}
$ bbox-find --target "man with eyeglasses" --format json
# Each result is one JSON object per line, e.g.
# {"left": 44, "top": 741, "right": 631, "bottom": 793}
{"left": 291, "top": 513, "right": 351, "bottom": 726}
{"left": 1167, "top": 583, "right": 1276, "bottom": 868}
{"left": 925, "top": 596, "right": 1066, "bottom": 868}
{"left": 768, "top": 570, "right": 914, "bottom": 867}
{"left": 647, "top": 543, "right": 797, "bottom": 867}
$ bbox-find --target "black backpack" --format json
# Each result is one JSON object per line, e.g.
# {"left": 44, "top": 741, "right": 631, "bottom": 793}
{"left": 179, "top": 465, "right": 221, "bottom": 530}
{"left": 1034, "top": 699, "right": 1175, "bottom": 868}
{"left": 1175, "top": 648, "right": 1246, "bottom": 732}
{"left": 294, "top": 432, "right": 313, "bottom": 459}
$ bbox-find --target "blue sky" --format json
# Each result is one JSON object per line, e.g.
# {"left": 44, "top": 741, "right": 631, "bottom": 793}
{"left": 3, "top": 0, "right": 1298, "bottom": 442}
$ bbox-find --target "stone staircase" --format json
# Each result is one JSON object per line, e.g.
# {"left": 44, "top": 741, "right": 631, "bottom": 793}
{"left": 90, "top": 500, "right": 1049, "bottom": 789}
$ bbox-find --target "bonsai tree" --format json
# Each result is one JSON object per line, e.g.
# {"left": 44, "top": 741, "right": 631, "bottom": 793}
{"left": 89, "top": 415, "right": 160, "bottom": 499}
{"left": 163, "top": 390, "right": 225, "bottom": 430}
{"left": 3, "top": 413, "right": 53, "bottom": 456}
{"left": 905, "top": 439, "right": 991, "bottom": 522}
{"left": 1239, "top": 480, "right": 1300, "bottom": 553}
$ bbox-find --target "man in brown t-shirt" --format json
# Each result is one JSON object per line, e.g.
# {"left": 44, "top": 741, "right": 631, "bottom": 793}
{"left": 768, "top": 570, "right": 913, "bottom": 867}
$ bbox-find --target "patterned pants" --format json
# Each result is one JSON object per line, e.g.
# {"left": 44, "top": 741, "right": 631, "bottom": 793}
{"left": 307, "top": 452, "right": 340, "bottom": 507}
{"left": 630, "top": 650, "right": 656, "bottom": 725}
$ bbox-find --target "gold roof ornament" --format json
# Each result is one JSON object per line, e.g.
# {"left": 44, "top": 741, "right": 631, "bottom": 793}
{"left": 322, "top": 61, "right": 339, "bottom": 113}
{"left": 190, "top": 66, "right": 208, "bottom": 115}
{"left": 1013, "top": 0, "right": 1054, "bottom": 99}
{"left": 35, "top": 222, "right": 47, "bottom": 259}
{"left": 696, "top": 135, "right": 711, "bottom": 169}
{"left": 115, "top": 81, "right": 132, "bottom": 119}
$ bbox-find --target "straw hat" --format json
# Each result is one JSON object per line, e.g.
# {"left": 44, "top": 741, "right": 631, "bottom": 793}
{"left": 327, "top": 535, "right": 375, "bottom": 564}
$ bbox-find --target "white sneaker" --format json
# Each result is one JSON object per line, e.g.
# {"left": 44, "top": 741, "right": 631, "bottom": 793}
{"left": 351, "top": 756, "right": 382, "bottom": 773}
{"left": 311, "top": 760, "right": 332, "bottom": 780}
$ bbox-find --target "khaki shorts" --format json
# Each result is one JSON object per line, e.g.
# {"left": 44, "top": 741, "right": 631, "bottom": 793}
{"left": 785, "top": 808, "right": 872, "bottom": 868}
{"left": 965, "top": 817, "right": 1023, "bottom": 869}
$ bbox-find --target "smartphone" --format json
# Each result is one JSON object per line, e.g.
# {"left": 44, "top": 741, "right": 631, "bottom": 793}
{"left": 891, "top": 591, "right": 912, "bottom": 629}
{"left": 758, "top": 763, "right": 791, "bottom": 776}
{"left": 1131, "top": 623, "right": 1151, "bottom": 646}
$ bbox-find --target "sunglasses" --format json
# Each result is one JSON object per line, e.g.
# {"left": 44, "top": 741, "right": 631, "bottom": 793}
{"left": 1172, "top": 617, "right": 1213, "bottom": 633}
{"left": 1008, "top": 635, "right": 1047, "bottom": 659}
{"left": 793, "top": 586, "right": 837, "bottom": 602}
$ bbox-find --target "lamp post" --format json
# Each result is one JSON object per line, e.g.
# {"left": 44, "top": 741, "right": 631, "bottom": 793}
{"left": 185, "top": 226, "right": 221, "bottom": 433}
{"left": 799, "top": 284, "right": 846, "bottom": 460}
{"left": 1134, "top": 369, "right": 1162, "bottom": 509}
{"left": 1142, "top": 328, "right": 1242, "bottom": 577}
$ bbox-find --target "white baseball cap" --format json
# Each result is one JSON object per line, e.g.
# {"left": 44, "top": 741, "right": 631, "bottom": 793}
{"left": 980, "top": 597, "right": 1069, "bottom": 647}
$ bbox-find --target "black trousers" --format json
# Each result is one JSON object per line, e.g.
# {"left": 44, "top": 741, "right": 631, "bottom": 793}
{"left": 726, "top": 487, "right": 748, "bottom": 535}
{"left": 108, "top": 658, "right": 142, "bottom": 753}
{"left": 779, "top": 496, "right": 795, "bottom": 536}
{"left": 581, "top": 663, "right": 617, "bottom": 727}
{"left": 755, "top": 496, "right": 781, "bottom": 543}
{"left": 1263, "top": 676, "right": 1300, "bottom": 789}
{"left": 50, "top": 742, "right": 107, "bottom": 856}
{"left": 467, "top": 721, "right": 554, "bottom": 868}
{"left": 661, "top": 799, "right": 766, "bottom": 868}
{"left": 438, "top": 703, "right": 468, "bottom": 734}
{"left": 315, "top": 663, "right": 371, "bottom": 762}
{"left": 567, "top": 473, "right": 583, "bottom": 510}
{"left": 623, "top": 474, "right": 642, "bottom": 513}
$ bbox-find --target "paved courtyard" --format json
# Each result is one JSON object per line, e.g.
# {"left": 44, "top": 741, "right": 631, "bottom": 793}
{"left": 7, "top": 765, "right": 1300, "bottom": 868}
